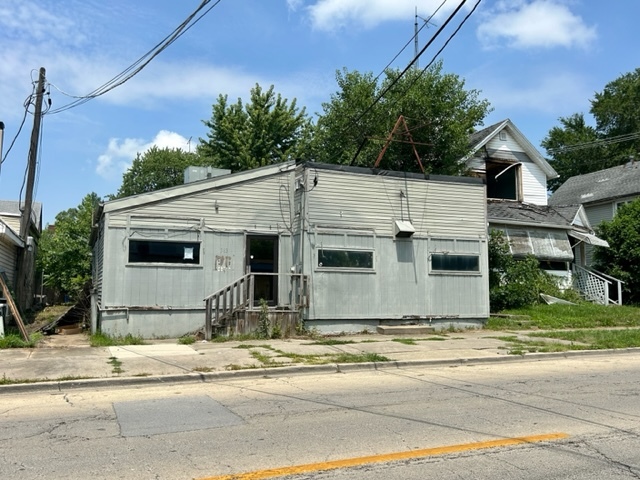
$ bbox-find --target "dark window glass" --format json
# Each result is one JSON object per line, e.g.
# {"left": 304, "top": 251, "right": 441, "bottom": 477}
{"left": 129, "top": 240, "right": 200, "bottom": 264}
{"left": 318, "top": 249, "right": 373, "bottom": 269}
{"left": 432, "top": 254, "right": 479, "bottom": 272}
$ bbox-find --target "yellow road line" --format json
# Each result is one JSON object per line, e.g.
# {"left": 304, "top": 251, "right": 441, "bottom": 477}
{"left": 198, "top": 432, "right": 569, "bottom": 480}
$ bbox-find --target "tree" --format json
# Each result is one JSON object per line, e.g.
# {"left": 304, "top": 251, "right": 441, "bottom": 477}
{"left": 198, "top": 84, "right": 313, "bottom": 172}
{"left": 37, "top": 193, "right": 99, "bottom": 302}
{"left": 593, "top": 199, "right": 640, "bottom": 305}
{"left": 114, "top": 147, "right": 208, "bottom": 199}
{"left": 543, "top": 68, "right": 640, "bottom": 190}
{"left": 311, "top": 61, "right": 492, "bottom": 174}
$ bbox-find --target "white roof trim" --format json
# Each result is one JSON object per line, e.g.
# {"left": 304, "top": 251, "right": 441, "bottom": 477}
{"left": 103, "top": 160, "right": 298, "bottom": 214}
{"left": 467, "top": 119, "right": 558, "bottom": 180}
{"left": 0, "top": 220, "right": 24, "bottom": 247}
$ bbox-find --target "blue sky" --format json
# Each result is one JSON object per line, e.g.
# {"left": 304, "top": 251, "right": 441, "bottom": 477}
{"left": 0, "top": 0, "right": 638, "bottom": 225}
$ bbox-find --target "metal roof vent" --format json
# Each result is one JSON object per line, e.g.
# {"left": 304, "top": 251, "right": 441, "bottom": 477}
{"left": 394, "top": 220, "right": 415, "bottom": 238}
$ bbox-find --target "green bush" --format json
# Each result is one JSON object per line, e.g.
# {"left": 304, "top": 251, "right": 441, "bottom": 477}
{"left": 489, "top": 231, "right": 568, "bottom": 311}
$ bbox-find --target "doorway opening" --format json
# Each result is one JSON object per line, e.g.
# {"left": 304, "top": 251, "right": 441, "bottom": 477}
{"left": 246, "top": 235, "right": 279, "bottom": 305}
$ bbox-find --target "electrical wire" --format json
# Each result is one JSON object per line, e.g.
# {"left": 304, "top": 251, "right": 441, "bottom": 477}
{"left": 545, "top": 132, "right": 640, "bottom": 154}
{"left": 372, "top": 0, "right": 447, "bottom": 83}
{"left": 345, "top": 0, "right": 470, "bottom": 135}
{"left": 47, "top": 0, "right": 222, "bottom": 115}
{"left": 0, "top": 94, "right": 33, "bottom": 167}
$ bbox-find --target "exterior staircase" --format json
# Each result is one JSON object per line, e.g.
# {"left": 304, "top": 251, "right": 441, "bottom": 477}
{"left": 203, "top": 273, "right": 309, "bottom": 339}
{"left": 572, "top": 264, "right": 624, "bottom": 305}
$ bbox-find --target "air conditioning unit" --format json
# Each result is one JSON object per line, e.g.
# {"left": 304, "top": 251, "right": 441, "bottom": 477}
{"left": 394, "top": 220, "right": 415, "bottom": 238}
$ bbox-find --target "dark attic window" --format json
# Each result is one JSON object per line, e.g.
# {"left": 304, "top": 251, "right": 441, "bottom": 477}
{"left": 486, "top": 160, "right": 520, "bottom": 201}
{"left": 129, "top": 240, "right": 200, "bottom": 264}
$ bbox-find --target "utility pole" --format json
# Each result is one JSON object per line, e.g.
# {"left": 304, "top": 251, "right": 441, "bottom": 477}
{"left": 16, "top": 66, "right": 46, "bottom": 312}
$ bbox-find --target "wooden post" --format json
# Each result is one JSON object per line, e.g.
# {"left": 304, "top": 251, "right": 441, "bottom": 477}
{"left": 204, "top": 298, "right": 212, "bottom": 341}
{"left": 0, "top": 274, "right": 29, "bottom": 341}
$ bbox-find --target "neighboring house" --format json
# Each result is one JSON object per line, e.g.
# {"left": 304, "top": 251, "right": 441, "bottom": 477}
{"left": 0, "top": 200, "right": 42, "bottom": 316}
{"left": 90, "top": 161, "right": 490, "bottom": 338}
{"left": 548, "top": 163, "right": 640, "bottom": 304}
{"left": 463, "top": 119, "right": 615, "bottom": 303}
{"left": 549, "top": 162, "right": 640, "bottom": 263}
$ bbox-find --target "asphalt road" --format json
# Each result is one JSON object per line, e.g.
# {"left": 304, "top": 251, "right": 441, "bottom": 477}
{"left": 2, "top": 353, "right": 640, "bottom": 479}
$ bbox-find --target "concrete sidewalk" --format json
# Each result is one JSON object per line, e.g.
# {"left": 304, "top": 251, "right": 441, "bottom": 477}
{"left": 1, "top": 330, "right": 636, "bottom": 393}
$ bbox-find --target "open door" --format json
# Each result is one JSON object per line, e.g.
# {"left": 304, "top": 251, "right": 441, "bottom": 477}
{"left": 246, "top": 235, "right": 278, "bottom": 305}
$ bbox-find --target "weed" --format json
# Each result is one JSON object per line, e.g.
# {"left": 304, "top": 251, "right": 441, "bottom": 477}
{"left": 271, "top": 321, "right": 282, "bottom": 339}
{"left": 307, "top": 339, "right": 356, "bottom": 346}
{"left": 333, "top": 352, "right": 391, "bottom": 363}
{"left": 90, "top": 332, "right": 145, "bottom": 347}
{"left": 257, "top": 299, "right": 270, "bottom": 339}
{"left": 0, "top": 331, "right": 42, "bottom": 349}
{"left": 108, "top": 356, "right": 124, "bottom": 374}
{"left": 178, "top": 335, "right": 196, "bottom": 345}
{"left": 393, "top": 338, "right": 417, "bottom": 345}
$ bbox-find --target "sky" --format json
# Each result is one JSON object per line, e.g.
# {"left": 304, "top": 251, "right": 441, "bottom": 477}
{"left": 0, "top": 0, "right": 638, "bottom": 225}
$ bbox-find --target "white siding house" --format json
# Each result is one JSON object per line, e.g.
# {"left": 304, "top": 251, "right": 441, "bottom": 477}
{"left": 91, "top": 161, "right": 490, "bottom": 338}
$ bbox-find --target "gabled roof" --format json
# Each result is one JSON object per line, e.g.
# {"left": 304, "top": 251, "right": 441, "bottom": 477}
{"left": 102, "top": 161, "right": 299, "bottom": 214}
{"left": 549, "top": 162, "right": 640, "bottom": 206}
{"left": 466, "top": 119, "right": 558, "bottom": 180}
{"left": 0, "top": 200, "right": 42, "bottom": 233}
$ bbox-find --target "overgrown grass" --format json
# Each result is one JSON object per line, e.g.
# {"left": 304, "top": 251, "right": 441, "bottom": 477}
{"left": 0, "top": 332, "right": 42, "bottom": 349}
{"left": 487, "top": 304, "right": 640, "bottom": 330}
{"left": 0, "top": 373, "right": 92, "bottom": 385}
{"left": 90, "top": 332, "right": 145, "bottom": 347}
{"left": 529, "top": 329, "right": 640, "bottom": 350}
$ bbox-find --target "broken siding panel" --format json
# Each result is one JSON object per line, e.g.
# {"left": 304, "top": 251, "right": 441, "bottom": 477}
{"left": 107, "top": 171, "right": 295, "bottom": 232}
{"left": 308, "top": 171, "right": 486, "bottom": 237}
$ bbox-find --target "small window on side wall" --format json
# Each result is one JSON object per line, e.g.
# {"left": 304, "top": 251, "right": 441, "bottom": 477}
{"left": 318, "top": 249, "right": 374, "bottom": 270}
{"left": 431, "top": 254, "right": 479, "bottom": 273}
{"left": 129, "top": 240, "right": 200, "bottom": 264}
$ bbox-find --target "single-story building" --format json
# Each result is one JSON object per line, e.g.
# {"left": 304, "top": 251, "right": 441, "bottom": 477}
{"left": 90, "top": 161, "right": 490, "bottom": 338}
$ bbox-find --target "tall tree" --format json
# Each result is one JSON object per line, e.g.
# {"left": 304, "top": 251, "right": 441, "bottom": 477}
{"left": 543, "top": 68, "right": 640, "bottom": 190}
{"left": 312, "top": 61, "right": 492, "bottom": 174}
{"left": 37, "top": 193, "right": 99, "bottom": 302}
{"left": 114, "top": 147, "right": 207, "bottom": 198}
{"left": 198, "top": 84, "right": 313, "bottom": 171}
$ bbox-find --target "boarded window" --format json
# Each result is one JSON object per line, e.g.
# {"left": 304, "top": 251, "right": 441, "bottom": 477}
{"left": 431, "top": 254, "right": 480, "bottom": 272}
{"left": 318, "top": 249, "right": 374, "bottom": 270}
{"left": 129, "top": 240, "right": 200, "bottom": 264}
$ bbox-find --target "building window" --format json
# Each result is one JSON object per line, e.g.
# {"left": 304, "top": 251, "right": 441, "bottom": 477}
{"left": 486, "top": 160, "right": 521, "bottom": 201}
{"left": 129, "top": 240, "right": 200, "bottom": 264}
{"left": 317, "top": 249, "right": 374, "bottom": 270}
{"left": 431, "top": 254, "right": 480, "bottom": 272}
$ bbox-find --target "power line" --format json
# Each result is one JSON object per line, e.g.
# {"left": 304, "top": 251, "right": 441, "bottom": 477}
{"left": 546, "top": 132, "right": 640, "bottom": 154}
{"left": 347, "top": 0, "right": 470, "bottom": 132}
{"left": 47, "top": 0, "right": 223, "bottom": 115}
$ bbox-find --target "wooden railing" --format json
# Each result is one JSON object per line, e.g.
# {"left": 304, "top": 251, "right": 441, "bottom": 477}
{"left": 572, "top": 264, "right": 623, "bottom": 305}
{"left": 203, "top": 273, "right": 309, "bottom": 340}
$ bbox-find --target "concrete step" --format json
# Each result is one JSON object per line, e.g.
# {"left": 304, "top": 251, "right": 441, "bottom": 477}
{"left": 377, "top": 325, "right": 435, "bottom": 335}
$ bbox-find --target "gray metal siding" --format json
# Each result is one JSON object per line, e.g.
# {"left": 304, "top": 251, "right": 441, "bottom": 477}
{"left": 585, "top": 202, "right": 615, "bottom": 267}
{"left": 0, "top": 237, "right": 17, "bottom": 287}
{"left": 107, "top": 172, "right": 295, "bottom": 232}
{"left": 307, "top": 170, "right": 486, "bottom": 237}
{"left": 92, "top": 220, "right": 105, "bottom": 306}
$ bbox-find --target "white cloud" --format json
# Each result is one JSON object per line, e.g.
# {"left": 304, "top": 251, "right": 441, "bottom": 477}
{"left": 479, "top": 71, "right": 592, "bottom": 115}
{"left": 306, "top": 0, "right": 466, "bottom": 31}
{"left": 477, "top": 0, "right": 597, "bottom": 49}
{"left": 96, "top": 130, "right": 190, "bottom": 180}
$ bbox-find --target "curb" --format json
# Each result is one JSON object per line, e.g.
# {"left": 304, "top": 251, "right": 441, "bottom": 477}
{"left": 2, "top": 347, "right": 640, "bottom": 394}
